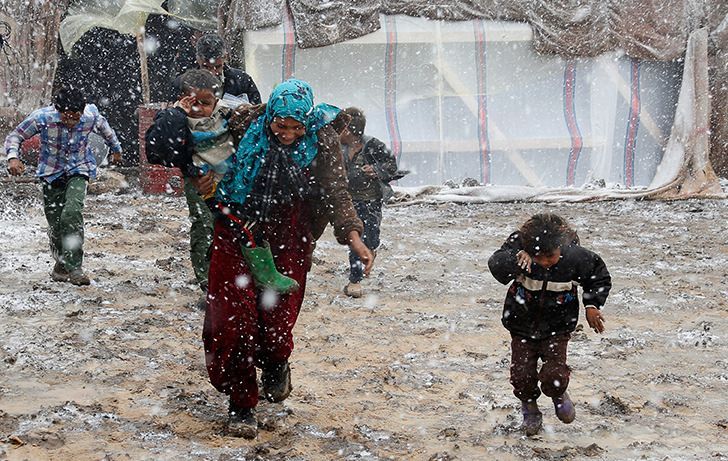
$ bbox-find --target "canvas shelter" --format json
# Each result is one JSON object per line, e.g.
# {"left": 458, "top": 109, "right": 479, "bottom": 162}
{"left": 1, "top": 0, "right": 727, "bottom": 200}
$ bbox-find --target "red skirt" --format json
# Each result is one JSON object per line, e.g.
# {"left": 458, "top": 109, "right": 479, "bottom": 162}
{"left": 203, "top": 203, "right": 313, "bottom": 409}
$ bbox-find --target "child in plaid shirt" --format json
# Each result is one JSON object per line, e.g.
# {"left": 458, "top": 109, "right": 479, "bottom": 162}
{"left": 4, "top": 85, "right": 123, "bottom": 285}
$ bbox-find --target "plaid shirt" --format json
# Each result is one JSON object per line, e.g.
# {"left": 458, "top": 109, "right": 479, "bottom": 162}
{"left": 4, "top": 104, "right": 122, "bottom": 183}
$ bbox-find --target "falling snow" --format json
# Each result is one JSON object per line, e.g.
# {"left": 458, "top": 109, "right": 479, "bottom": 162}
{"left": 0, "top": 178, "right": 726, "bottom": 460}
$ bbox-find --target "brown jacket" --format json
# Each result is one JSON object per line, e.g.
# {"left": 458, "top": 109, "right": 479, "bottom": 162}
{"left": 229, "top": 104, "right": 363, "bottom": 245}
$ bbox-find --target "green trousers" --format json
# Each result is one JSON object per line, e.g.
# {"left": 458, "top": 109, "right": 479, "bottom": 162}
{"left": 184, "top": 177, "right": 214, "bottom": 289}
{"left": 42, "top": 175, "right": 88, "bottom": 271}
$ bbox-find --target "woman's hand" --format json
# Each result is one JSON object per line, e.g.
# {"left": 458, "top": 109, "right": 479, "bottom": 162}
{"left": 109, "top": 151, "right": 123, "bottom": 166}
{"left": 348, "top": 231, "right": 373, "bottom": 276}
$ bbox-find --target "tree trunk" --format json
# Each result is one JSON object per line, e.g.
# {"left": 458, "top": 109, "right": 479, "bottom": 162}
{"left": 0, "top": 0, "right": 69, "bottom": 133}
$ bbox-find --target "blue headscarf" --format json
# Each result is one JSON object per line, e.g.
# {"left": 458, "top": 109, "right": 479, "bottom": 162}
{"left": 216, "top": 78, "right": 341, "bottom": 205}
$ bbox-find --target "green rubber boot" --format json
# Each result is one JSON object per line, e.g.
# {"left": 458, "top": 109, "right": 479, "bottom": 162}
{"left": 242, "top": 242, "right": 300, "bottom": 294}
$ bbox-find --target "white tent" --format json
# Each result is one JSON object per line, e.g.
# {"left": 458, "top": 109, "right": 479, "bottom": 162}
{"left": 244, "top": 17, "right": 722, "bottom": 199}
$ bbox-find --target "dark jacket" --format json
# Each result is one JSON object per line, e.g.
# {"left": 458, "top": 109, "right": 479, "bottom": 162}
{"left": 220, "top": 67, "right": 261, "bottom": 105}
{"left": 144, "top": 107, "right": 197, "bottom": 176}
{"left": 171, "top": 66, "right": 261, "bottom": 104}
{"left": 343, "top": 136, "right": 398, "bottom": 202}
{"left": 488, "top": 231, "right": 611, "bottom": 340}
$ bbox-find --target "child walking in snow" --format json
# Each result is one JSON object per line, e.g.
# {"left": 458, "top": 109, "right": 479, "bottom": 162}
{"left": 4, "top": 85, "right": 123, "bottom": 285}
{"left": 488, "top": 213, "right": 611, "bottom": 436}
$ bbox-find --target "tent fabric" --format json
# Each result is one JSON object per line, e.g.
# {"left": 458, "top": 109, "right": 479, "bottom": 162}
{"left": 386, "top": 28, "right": 725, "bottom": 203}
{"left": 243, "top": 18, "right": 724, "bottom": 199}
{"left": 380, "top": 0, "right": 526, "bottom": 22}
{"left": 287, "top": 0, "right": 381, "bottom": 49}
{"left": 59, "top": 0, "right": 215, "bottom": 54}
{"left": 245, "top": 18, "right": 682, "bottom": 188}
{"left": 216, "top": 0, "right": 283, "bottom": 35}
{"left": 224, "top": 0, "right": 722, "bottom": 60}
{"left": 709, "top": 10, "right": 728, "bottom": 177}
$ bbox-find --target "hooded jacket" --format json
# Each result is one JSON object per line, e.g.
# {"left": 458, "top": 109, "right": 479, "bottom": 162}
{"left": 488, "top": 231, "right": 612, "bottom": 339}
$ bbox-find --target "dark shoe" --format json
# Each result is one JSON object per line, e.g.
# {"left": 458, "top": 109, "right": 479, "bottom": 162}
{"left": 50, "top": 262, "right": 69, "bottom": 282}
{"left": 68, "top": 269, "right": 91, "bottom": 286}
{"left": 521, "top": 400, "right": 543, "bottom": 436}
{"left": 261, "top": 361, "right": 292, "bottom": 403}
{"left": 227, "top": 406, "right": 257, "bottom": 439}
{"left": 552, "top": 391, "right": 576, "bottom": 424}
{"left": 242, "top": 242, "right": 300, "bottom": 294}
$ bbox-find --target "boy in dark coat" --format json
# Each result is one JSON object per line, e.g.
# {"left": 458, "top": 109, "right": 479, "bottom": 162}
{"left": 488, "top": 213, "right": 611, "bottom": 436}
{"left": 339, "top": 107, "right": 398, "bottom": 298}
{"left": 170, "top": 33, "right": 261, "bottom": 107}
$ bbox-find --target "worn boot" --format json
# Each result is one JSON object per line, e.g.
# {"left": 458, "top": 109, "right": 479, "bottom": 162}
{"left": 227, "top": 405, "right": 257, "bottom": 439}
{"left": 241, "top": 242, "right": 299, "bottom": 294}
{"left": 521, "top": 400, "right": 543, "bottom": 436}
{"left": 343, "top": 282, "right": 363, "bottom": 298}
{"left": 68, "top": 269, "right": 91, "bottom": 286}
{"left": 552, "top": 391, "right": 576, "bottom": 424}
{"left": 261, "top": 361, "right": 292, "bottom": 403}
{"left": 51, "top": 262, "right": 69, "bottom": 282}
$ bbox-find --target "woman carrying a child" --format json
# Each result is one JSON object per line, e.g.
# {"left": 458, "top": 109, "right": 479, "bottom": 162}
{"left": 204, "top": 78, "right": 374, "bottom": 438}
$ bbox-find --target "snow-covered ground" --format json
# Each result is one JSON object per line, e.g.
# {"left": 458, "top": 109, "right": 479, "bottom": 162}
{"left": 0, "top": 181, "right": 727, "bottom": 460}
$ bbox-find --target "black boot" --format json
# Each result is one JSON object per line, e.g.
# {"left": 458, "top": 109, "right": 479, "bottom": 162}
{"left": 227, "top": 403, "right": 257, "bottom": 439}
{"left": 261, "top": 361, "right": 292, "bottom": 403}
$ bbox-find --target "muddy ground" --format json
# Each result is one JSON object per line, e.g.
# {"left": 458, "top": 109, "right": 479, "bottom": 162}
{"left": 0, "top": 176, "right": 726, "bottom": 461}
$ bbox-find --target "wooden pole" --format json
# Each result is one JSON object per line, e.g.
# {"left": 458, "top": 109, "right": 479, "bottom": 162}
{"left": 136, "top": 32, "right": 150, "bottom": 105}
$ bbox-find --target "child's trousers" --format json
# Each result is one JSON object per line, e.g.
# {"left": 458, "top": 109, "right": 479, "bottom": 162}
{"left": 42, "top": 175, "right": 88, "bottom": 271}
{"left": 348, "top": 199, "right": 382, "bottom": 283}
{"left": 183, "top": 178, "right": 214, "bottom": 289}
{"left": 510, "top": 333, "right": 571, "bottom": 402}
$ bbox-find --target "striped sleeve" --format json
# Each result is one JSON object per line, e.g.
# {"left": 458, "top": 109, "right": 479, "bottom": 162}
{"left": 4, "top": 111, "right": 42, "bottom": 159}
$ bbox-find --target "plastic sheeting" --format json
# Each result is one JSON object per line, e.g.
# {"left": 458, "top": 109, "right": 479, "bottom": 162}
{"left": 225, "top": 0, "right": 723, "bottom": 60}
{"left": 245, "top": 17, "right": 689, "bottom": 191}
{"left": 60, "top": 0, "right": 168, "bottom": 54}
{"left": 59, "top": 0, "right": 215, "bottom": 53}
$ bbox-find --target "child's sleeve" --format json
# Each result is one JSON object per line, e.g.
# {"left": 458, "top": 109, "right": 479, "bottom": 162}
{"left": 144, "top": 107, "right": 195, "bottom": 173}
{"left": 4, "top": 112, "right": 41, "bottom": 160}
{"left": 577, "top": 249, "right": 612, "bottom": 309}
{"left": 487, "top": 232, "right": 522, "bottom": 285}
{"left": 93, "top": 112, "right": 123, "bottom": 153}
{"left": 369, "top": 139, "right": 398, "bottom": 182}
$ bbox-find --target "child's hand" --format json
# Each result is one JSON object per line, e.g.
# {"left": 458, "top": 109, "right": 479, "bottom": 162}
{"left": 191, "top": 171, "right": 215, "bottom": 196}
{"left": 109, "top": 151, "right": 123, "bottom": 166}
{"left": 516, "top": 250, "right": 532, "bottom": 273}
{"left": 178, "top": 95, "right": 196, "bottom": 115}
{"left": 361, "top": 164, "right": 378, "bottom": 178}
{"left": 585, "top": 306, "right": 605, "bottom": 333}
{"left": 6, "top": 158, "right": 25, "bottom": 176}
